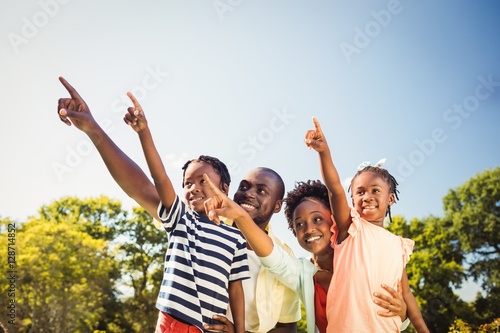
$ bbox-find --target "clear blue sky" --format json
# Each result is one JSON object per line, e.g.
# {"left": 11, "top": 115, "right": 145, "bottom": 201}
{"left": 1, "top": 1, "right": 499, "bottom": 301}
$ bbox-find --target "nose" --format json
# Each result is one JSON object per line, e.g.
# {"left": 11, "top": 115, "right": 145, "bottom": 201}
{"left": 304, "top": 221, "right": 315, "bottom": 235}
{"left": 190, "top": 183, "right": 202, "bottom": 193}
{"left": 243, "top": 189, "right": 256, "bottom": 199}
{"left": 362, "top": 192, "right": 373, "bottom": 201}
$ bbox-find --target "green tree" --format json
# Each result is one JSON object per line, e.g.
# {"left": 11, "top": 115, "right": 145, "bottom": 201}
{"left": 38, "top": 195, "right": 128, "bottom": 241}
{"left": 387, "top": 215, "right": 466, "bottom": 333}
{"left": 443, "top": 167, "right": 500, "bottom": 325}
{"left": 116, "top": 207, "right": 168, "bottom": 332}
{"left": 0, "top": 197, "right": 127, "bottom": 333}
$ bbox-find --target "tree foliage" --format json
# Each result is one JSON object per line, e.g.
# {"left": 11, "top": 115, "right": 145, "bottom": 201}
{"left": 443, "top": 167, "right": 500, "bottom": 326}
{"left": 116, "top": 207, "right": 168, "bottom": 332}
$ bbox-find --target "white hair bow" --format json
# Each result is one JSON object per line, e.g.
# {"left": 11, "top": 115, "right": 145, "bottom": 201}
{"left": 357, "top": 158, "right": 386, "bottom": 171}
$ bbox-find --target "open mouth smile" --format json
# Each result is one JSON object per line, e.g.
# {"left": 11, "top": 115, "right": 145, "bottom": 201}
{"left": 305, "top": 235, "right": 321, "bottom": 243}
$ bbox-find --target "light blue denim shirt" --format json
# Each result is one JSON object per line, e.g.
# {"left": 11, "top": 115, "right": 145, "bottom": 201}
{"left": 258, "top": 242, "right": 319, "bottom": 333}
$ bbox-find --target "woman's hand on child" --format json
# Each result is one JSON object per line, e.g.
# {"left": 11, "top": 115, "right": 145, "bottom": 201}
{"left": 203, "top": 314, "right": 235, "bottom": 333}
{"left": 123, "top": 92, "right": 148, "bottom": 132}
{"left": 304, "top": 117, "right": 329, "bottom": 153}
{"left": 373, "top": 281, "right": 407, "bottom": 321}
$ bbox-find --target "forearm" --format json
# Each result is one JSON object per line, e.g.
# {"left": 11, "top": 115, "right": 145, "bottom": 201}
{"left": 317, "top": 147, "right": 351, "bottom": 236}
{"left": 85, "top": 125, "right": 160, "bottom": 217}
{"left": 137, "top": 129, "right": 175, "bottom": 211}
{"left": 233, "top": 212, "right": 273, "bottom": 257}
{"left": 318, "top": 147, "right": 342, "bottom": 196}
{"left": 402, "top": 273, "right": 429, "bottom": 333}
{"left": 228, "top": 281, "right": 245, "bottom": 333}
{"left": 406, "top": 296, "right": 429, "bottom": 333}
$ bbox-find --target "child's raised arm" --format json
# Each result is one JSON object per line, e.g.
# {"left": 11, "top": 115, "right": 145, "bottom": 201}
{"left": 305, "top": 117, "right": 351, "bottom": 241}
{"left": 124, "top": 92, "right": 176, "bottom": 213}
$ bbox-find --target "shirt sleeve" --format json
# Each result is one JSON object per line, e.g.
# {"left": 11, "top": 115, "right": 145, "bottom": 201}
{"left": 157, "top": 195, "right": 181, "bottom": 232}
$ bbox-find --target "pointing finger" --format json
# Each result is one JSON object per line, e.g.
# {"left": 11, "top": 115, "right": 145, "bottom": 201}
{"left": 312, "top": 116, "right": 323, "bottom": 135}
{"left": 59, "top": 76, "right": 84, "bottom": 102}
{"left": 127, "top": 91, "right": 143, "bottom": 112}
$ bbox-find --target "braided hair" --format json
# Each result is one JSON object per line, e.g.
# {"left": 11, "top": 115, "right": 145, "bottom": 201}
{"left": 348, "top": 166, "right": 399, "bottom": 223}
{"left": 181, "top": 155, "right": 231, "bottom": 189}
{"left": 284, "top": 180, "right": 330, "bottom": 236}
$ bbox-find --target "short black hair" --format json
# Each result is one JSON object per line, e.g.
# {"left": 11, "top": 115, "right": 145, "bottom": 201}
{"left": 284, "top": 180, "right": 330, "bottom": 236}
{"left": 181, "top": 155, "right": 231, "bottom": 189}
{"left": 254, "top": 167, "right": 285, "bottom": 200}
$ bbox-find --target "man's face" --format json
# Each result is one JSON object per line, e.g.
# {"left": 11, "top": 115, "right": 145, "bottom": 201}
{"left": 233, "top": 169, "right": 282, "bottom": 228}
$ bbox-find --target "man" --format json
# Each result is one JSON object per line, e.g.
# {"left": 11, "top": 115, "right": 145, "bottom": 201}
{"left": 57, "top": 77, "right": 300, "bottom": 332}
{"left": 225, "top": 167, "right": 301, "bottom": 332}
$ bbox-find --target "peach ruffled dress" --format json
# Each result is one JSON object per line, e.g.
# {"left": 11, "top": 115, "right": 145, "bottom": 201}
{"left": 326, "top": 208, "right": 414, "bottom": 332}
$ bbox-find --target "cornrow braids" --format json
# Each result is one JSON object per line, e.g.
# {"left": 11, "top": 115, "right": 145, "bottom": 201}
{"left": 181, "top": 155, "right": 231, "bottom": 189}
{"left": 348, "top": 165, "right": 399, "bottom": 223}
{"left": 284, "top": 180, "right": 330, "bottom": 236}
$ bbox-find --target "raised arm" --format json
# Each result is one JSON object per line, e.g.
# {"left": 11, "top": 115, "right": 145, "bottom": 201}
{"left": 123, "top": 92, "right": 176, "bottom": 213}
{"left": 304, "top": 117, "right": 351, "bottom": 241}
{"left": 202, "top": 174, "right": 274, "bottom": 257}
{"left": 57, "top": 77, "right": 160, "bottom": 218}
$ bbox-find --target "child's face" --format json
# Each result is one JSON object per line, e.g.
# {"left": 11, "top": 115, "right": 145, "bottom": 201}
{"left": 292, "top": 199, "right": 334, "bottom": 256}
{"left": 233, "top": 169, "right": 282, "bottom": 228}
{"left": 183, "top": 161, "right": 226, "bottom": 214}
{"left": 350, "top": 171, "right": 395, "bottom": 226}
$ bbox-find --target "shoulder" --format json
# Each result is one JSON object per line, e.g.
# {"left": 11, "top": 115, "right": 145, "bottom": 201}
{"left": 269, "top": 228, "right": 295, "bottom": 256}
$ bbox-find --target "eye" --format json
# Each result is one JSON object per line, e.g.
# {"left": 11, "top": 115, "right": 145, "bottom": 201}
{"left": 295, "top": 221, "right": 304, "bottom": 229}
{"left": 184, "top": 181, "right": 192, "bottom": 187}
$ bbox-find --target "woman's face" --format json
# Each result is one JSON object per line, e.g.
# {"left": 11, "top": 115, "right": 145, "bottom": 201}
{"left": 292, "top": 199, "right": 334, "bottom": 255}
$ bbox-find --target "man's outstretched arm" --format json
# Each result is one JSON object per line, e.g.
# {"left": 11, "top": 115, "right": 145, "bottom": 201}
{"left": 57, "top": 76, "right": 160, "bottom": 219}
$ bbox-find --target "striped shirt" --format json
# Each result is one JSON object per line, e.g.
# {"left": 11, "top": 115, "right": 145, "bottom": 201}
{"left": 156, "top": 195, "right": 250, "bottom": 331}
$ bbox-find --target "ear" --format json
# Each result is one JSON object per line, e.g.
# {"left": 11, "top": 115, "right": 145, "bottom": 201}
{"left": 273, "top": 199, "right": 283, "bottom": 214}
{"left": 388, "top": 193, "right": 395, "bottom": 206}
{"left": 219, "top": 182, "right": 229, "bottom": 195}
{"left": 220, "top": 183, "right": 229, "bottom": 195}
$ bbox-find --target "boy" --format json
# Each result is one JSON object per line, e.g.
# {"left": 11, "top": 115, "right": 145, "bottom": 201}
{"left": 58, "top": 77, "right": 249, "bottom": 332}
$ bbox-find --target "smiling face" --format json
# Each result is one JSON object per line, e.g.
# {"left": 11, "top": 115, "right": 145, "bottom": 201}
{"left": 292, "top": 199, "right": 334, "bottom": 256}
{"left": 233, "top": 169, "right": 283, "bottom": 229}
{"left": 350, "top": 171, "right": 395, "bottom": 227}
{"left": 183, "top": 161, "right": 227, "bottom": 214}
